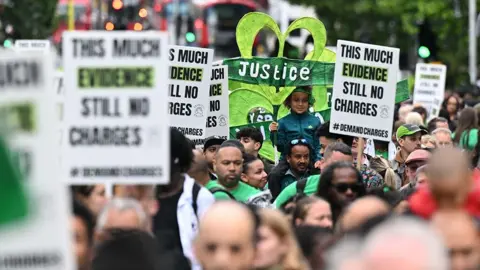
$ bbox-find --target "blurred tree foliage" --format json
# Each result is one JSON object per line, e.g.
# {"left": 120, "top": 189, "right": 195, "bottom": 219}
{"left": 287, "top": 0, "right": 480, "bottom": 87}
{"left": 0, "top": 0, "right": 58, "bottom": 40}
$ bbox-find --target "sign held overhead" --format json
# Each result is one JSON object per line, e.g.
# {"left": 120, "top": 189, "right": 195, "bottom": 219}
{"left": 329, "top": 40, "right": 399, "bottom": 141}
{"left": 62, "top": 31, "right": 170, "bottom": 184}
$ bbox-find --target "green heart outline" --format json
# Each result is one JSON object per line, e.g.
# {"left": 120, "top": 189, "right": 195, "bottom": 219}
{"left": 236, "top": 12, "right": 327, "bottom": 61}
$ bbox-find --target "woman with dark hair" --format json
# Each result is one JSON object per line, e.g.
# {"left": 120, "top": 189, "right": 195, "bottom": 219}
{"left": 440, "top": 94, "right": 461, "bottom": 130}
{"left": 241, "top": 154, "right": 268, "bottom": 190}
{"left": 315, "top": 162, "right": 366, "bottom": 224}
{"left": 71, "top": 185, "right": 107, "bottom": 216}
{"left": 453, "top": 108, "right": 478, "bottom": 151}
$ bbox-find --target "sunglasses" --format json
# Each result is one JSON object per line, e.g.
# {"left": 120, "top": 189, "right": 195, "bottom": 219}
{"left": 332, "top": 183, "right": 363, "bottom": 193}
{"left": 291, "top": 139, "right": 308, "bottom": 145}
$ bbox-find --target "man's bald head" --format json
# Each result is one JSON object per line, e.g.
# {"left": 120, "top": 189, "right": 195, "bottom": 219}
{"left": 362, "top": 217, "right": 449, "bottom": 270}
{"left": 427, "top": 148, "right": 473, "bottom": 203}
{"left": 431, "top": 210, "right": 480, "bottom": 270}
{"left": 428, "top": 148, "right": 470, "bottom": 173}
{"left": 195, "top": 201, "right": 258, "bottom": 270}
{"left": 337, "top": 196, "right": 390, "bottom": 233}
{"left": 198, "top": 201, "right": 257, "bottom": 238}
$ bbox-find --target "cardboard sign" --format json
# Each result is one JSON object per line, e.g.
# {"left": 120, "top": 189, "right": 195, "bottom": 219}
{"left": 413, "top": 63, "right": 447, "bottom": 119}
{"left": 14, "top": 40, "right": 50, "bottom": 52}
{"left": 168, "top": 45, "right": 213, "bottom": 147}
{"left": 206, "top": 65, "right": 229, "bottom": 139}
{"left": 62, "top": 31, "right": 170, "bottom": 184}
{"left": 0, "top": 51, "right": 75, "bottom": 269}
{"left": 330, "top": 40, "right": 399, "bottom": 141}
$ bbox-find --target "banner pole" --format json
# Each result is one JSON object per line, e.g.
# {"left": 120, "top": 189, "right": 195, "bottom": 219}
{"left": 68, "top": 0, "right": 75, "bottom": 30}
{"left": 356, "top": 137, "right": 364, "bottom": 170}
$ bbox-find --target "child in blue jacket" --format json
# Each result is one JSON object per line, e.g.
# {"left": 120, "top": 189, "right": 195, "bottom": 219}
{"left": 267, "top": 86, "right": 321, "bottom": 199}
{"left": 269, "top": 86, "right": 321, "bottom": 161}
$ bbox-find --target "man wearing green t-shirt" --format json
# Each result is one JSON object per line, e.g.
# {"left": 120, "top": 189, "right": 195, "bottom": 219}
{"left": 275, "top": 142, "right": 354, "bottom": 208}
{"left": 208, "top": 143, "right": 260, "bottom": 202}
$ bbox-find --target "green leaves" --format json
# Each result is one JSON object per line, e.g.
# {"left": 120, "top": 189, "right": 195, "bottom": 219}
{"left": 286, "top": 0, "right": 480, "bottom": 86}
{"left": 0, "top": 0, "right": 59, "bottom": 39}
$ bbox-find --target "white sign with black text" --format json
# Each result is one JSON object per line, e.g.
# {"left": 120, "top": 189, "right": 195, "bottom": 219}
{"left": 330, "top": 40, "right": 399, "bottom": 141}
{"left": 413, "top": 63, "right": 447, "bottom": 119}
{"left": 206, "top": 65, "right": 229, "bottom": 139}
{"left": 168, "top": 45, "right": 213, "bottom": 147}
{"left": 0, "top": 51, "right": 75, "bottom": 270}
{"left": 62, "top": 31, "right": 170, "bottom": 184}
{"left": 14, "top": 40, "right": 50, "bottom": 52}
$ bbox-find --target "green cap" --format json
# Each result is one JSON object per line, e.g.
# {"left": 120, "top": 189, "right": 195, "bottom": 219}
{"left": 396, "top": 124, "right": 426, "bottom": 139}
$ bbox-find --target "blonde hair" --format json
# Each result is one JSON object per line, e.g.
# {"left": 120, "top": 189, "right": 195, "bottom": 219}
{"left": 369, "top": 156, "right": 398, "bottom": 190}
{"left": 421, "top": 135, "right": 436, "bottom": 146}
{"left": 258, "top": 209, "right": 309, "bottom": 270}
{"left": 405, "top": 112, "right": 424, "bottom": 126}
{"left": 399, "top": 105, "right": 414, "bottom": 122}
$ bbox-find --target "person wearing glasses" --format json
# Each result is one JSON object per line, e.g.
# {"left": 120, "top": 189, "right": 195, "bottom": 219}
{"left": 315, "top": 161, "right": 366, "bottom": 224}
{"left": 268, "top": 87, "right": 321, "bottom": 195}
{"left": 268, "top": 138, "right": 314, "bottom": 199}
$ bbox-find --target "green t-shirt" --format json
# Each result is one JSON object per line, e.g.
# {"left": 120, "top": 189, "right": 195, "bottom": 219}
{"left": 207, "top": 180, "right": 260, "bottom": 202}
{"left": 453, "top": 129, "right": 478, "bottom": 151}
{"left": 274, "top": 175, "right": 320, "bottom": 208}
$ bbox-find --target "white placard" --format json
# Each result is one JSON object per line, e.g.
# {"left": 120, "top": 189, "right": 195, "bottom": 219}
{"left": 168, "top": 45, "right": 213, "bottom": 147}
{"left": 364, "top": 138, "right": 376, "bottom": 156}
{"left": 206, "top": 65, "right": 229, "bottom": 139}
{"left": 0, "top": 52, "right": 75, "bottom": 269}
{"left": 330, "top": 40, "right": 399, "bottom": 141}
{"left": 413, "top": 63, "right": 447, "bottom": 119}
{"left": 62, "top": 31, "right": 170, "bottom": 184}
{"left": 14, "top": 40, "right": 51, "bottom": 52}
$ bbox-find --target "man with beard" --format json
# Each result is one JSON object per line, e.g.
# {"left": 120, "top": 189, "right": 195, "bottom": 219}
{"left": 268, "top": 139, "right": 312, "bottom": 199}
{"left": 207, "top": 143, "right": 260, "bottom": 202}
{"left": 203, "top": 136, "right": 226, "bottom": 180}
{"left": 315, "top": 161, "right": 367, "bottom": 224}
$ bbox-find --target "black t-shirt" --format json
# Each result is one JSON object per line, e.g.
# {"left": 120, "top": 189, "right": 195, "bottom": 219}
{"left": 153, "top": 188, "right": 183, "bottom": 253}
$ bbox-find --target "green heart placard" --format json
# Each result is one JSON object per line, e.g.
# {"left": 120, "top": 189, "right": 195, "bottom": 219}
{"left": 225, "top": 12, "right": 410, "bottom": 162}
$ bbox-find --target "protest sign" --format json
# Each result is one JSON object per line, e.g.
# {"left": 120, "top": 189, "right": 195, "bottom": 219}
{"left": 0, "top": 51, "right": 75, "bottom": 269}
{"left": 14, "top": 40, "right": 50, "bottom": 52}
{"left": 206, "top": 65, "right": 229, "bottom": 139}
{"left": 168, "top": 45, "right": 213, "bottom": 147}
{"left": 413, "top": 63, "right": 447, "bottom": 119}
{"left": 329, "top": 40, "right": 399, "bottom": 141}
{"left": 62, "top": 31, "right": 170, "bottom": 184}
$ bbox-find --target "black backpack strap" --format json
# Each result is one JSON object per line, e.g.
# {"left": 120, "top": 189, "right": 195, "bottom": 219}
{"left": 209, "top": 187, "right": 236, "bottom": 200}
{"left": 296, "top": 178, "right": 308, "bottom": 195}
{"left": 192, "top": 183, "right": 201, "bottom": 218}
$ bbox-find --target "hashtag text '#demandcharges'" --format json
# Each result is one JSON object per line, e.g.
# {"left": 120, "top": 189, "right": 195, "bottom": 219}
{"left": 76, "top": 167, "right": 163, "bottom": 177}
{"left": 333, "top": 123, "right": 389, "bottom": 139}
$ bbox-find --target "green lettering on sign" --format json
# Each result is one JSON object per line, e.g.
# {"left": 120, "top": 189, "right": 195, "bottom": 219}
{"left": 78, "top": 67, "right": 154, "bottom": 88}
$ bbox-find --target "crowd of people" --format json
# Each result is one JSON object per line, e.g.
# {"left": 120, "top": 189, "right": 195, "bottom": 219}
{"left": 70, "top": 87, "right": 480, "bottom": 270}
